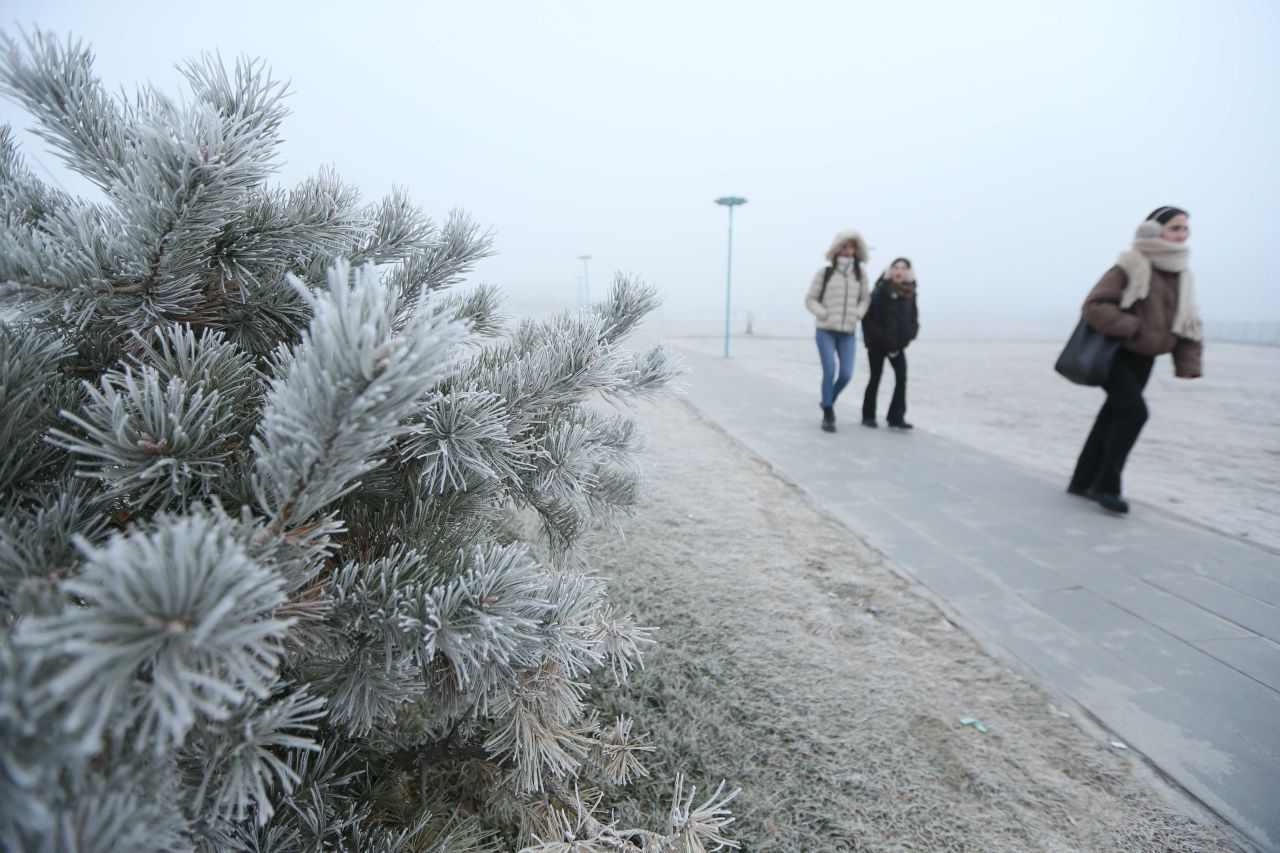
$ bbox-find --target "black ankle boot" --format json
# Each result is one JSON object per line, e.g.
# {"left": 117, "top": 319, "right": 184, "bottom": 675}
{"left": 1085, "top": 488, "right": 1129, "bottom": 514}
{"left": 821, "top": 406, "right": 836, "bottom": 433}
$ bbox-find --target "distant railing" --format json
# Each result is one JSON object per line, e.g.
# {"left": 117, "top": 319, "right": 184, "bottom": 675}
{"left": 1203, "top": 321, "right": 1280, "bottom": 346}
{"left": 640, "top": 313, "right": 1280, "bottom": 346}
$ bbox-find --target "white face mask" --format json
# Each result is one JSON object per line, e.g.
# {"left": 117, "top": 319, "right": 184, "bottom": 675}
{"left": 836, "top": 257, "right": 854, "bottom": 274}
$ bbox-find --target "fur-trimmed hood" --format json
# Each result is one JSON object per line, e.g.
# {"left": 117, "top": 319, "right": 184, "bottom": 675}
{"left": 876, "top": 278, "right": 917, "bottom": 299}
{"left": 824, "top": 230, "right": 869, "bottom": 263}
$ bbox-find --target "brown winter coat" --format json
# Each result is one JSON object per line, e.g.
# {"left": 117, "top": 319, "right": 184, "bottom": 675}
{"left": 805, "top": 267, "right": 871, "bottom": 333}
{"left": 1082, "top": 266, "right": 1203, "bottom": 378}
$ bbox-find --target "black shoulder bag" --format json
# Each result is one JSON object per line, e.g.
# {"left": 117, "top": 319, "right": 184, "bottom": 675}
{"left": 1054, "top": 318, "right": 1119, "bottom": 386}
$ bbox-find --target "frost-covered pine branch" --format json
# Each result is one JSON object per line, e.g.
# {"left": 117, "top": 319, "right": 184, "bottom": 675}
{"left": 0, "top": 28, "right": 733, "bottom": 852}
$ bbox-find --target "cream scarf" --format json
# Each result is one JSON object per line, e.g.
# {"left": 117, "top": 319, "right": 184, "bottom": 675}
{"left": 1116, "top": 222, "right": 1203, "bottom": 341}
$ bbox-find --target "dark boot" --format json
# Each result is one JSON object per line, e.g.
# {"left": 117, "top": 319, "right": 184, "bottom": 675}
{"left": 861, "top": 417, "right": 878, "bottom": 428}
{"left": 821, "top": 406, "right": 836, "bottom": 433}
{"left": 887, "top": 420, "right": 913, "bottom": 430}
{"left": 1086, "top": 488, "right": 1129, "bottom": 514}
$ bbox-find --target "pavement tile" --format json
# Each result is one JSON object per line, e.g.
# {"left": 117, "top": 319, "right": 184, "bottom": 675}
{"left": 1099, "top": 688, "right": 1280, "bottom": 852}
{"left": 1205, "top": 565, "right": 1280, "bottom": 608}
{"left": 821, "top": 501, "right": 920, "bottom": 551}
{"left": 948, "top": 593, "right": 1164, "bottom": 698}
{"left": 1145, "top": 575, "right": 1280, "bottom": 643}
{"left": 1077, "top": 572, "right": 1254, "bottom": 642}
{"left": 1194, "top": 636, "right": 1280, "bottom": 692}
{"left": 1147, "top": 535, "right": 1280, "bottom": 575}
{"left": 968, "top": 519, "right": 1069, "bottom": 549}
{"left": 1025, "top": 588, "right": 1280, "bottom": 758}
{"left": 959, "top": 548, "right": 1077, "bottom": 593}
{"left": 884, "top": 543, "right": 1010, "bottom": 601}
{"left": 887, "top": 502, "right": 1004, "bottom": 553}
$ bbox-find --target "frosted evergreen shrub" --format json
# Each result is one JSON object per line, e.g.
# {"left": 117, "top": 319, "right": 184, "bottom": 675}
{"left": 0, "top": 30, "right": 735, "bottom": 851}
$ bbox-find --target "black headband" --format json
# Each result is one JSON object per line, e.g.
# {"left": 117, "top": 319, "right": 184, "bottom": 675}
{"left": 1146, "top": 206, "right": 1187, "bottom": 224}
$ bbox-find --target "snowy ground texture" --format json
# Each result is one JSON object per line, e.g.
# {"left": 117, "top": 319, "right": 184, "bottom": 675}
{"left": 579, "top": 397, "right": 1237, "bottom": 852}
{"left": 675, "top": 336, "right": 1280, "bottom": 552}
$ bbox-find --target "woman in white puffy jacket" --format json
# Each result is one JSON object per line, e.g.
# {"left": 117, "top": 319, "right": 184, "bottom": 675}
{"left": 804, "top": 230, "right": 872, "bottom": 432}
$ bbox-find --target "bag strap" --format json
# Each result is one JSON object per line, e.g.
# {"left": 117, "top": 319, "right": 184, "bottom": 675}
{"left": 819, "top": 265, "right": 835, "bottom": 302}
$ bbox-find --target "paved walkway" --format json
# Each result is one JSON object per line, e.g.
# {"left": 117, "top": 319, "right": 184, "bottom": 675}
{"left": 677, "top": 346, "right": 1280, "bottom": 852}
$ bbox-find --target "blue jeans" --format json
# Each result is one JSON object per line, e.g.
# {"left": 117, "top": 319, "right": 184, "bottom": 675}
{"left": 815, "top": 328, "right": 856, "bottom": 408}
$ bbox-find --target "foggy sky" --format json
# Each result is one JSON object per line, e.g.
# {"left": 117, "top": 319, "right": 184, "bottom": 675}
{"left": 3, "top": 0, "right": 1277, "bottom": 337}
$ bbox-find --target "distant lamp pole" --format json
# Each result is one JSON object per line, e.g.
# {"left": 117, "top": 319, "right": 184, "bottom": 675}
{"left": 714, "top": 196, "right": 746, "bottom": 358}
{"left": 577, "top": 255, "right": 592, "bottom": 306}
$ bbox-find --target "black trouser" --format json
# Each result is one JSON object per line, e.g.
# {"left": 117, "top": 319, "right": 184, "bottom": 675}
{"left": 1070, "top": 348, "right": 1155, "bottom": 496}
{"left": 862, "top": 348, "right": 907, "bottom": 424}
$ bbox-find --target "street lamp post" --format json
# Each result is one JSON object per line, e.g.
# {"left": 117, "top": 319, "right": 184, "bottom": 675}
{"left": 577, "top": 255, "right": 592, "bottom": 306}
{"left": 714, "top": 196, "right": 746, "bottom": 358}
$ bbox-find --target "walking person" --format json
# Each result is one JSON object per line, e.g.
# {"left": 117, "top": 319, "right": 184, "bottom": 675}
{"left": 861, "top": 258, "right": 920, "bottom": 429}
{"left": 1068, "top": 206, "right": 1203, "bottom": 514}
{"left": 805, "top": 230, "right": 871, "bottom": 432}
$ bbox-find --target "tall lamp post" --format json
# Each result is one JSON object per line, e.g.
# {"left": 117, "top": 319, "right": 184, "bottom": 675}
{"left": 714, "top": 196, "right": 746, "bottom": 358}
{"left": 577, "top": 255, "right": 592, "bottom": 306}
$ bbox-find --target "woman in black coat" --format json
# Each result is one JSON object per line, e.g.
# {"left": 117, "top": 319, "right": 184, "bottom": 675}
{"left": 860, "top": 258, "right": 920, "bottom": 429}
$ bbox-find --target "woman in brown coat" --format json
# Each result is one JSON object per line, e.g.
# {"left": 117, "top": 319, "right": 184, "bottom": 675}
{"left": 1067, "top": 206, "right": 1203, "bottom": 514}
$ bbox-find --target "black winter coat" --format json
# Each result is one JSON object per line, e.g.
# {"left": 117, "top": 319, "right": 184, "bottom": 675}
{"left": 861, "top": 279, "right": 919, "bottom": 352}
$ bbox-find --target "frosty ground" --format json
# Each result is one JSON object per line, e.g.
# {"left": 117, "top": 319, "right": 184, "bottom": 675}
{"left": 675, "top": 336, "right": 1280, "bottom": 552}
{"left": 581, "top": 396, "right": 1237, "bottom": 851}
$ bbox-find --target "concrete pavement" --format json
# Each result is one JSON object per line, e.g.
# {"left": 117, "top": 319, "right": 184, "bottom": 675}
{"left": 677, "top": 346, "right": 1280, "bottom": 852}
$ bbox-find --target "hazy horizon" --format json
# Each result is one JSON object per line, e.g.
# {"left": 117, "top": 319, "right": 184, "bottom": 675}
{"left": 3, "top": 0, "right": 1277, "bottom": 339}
